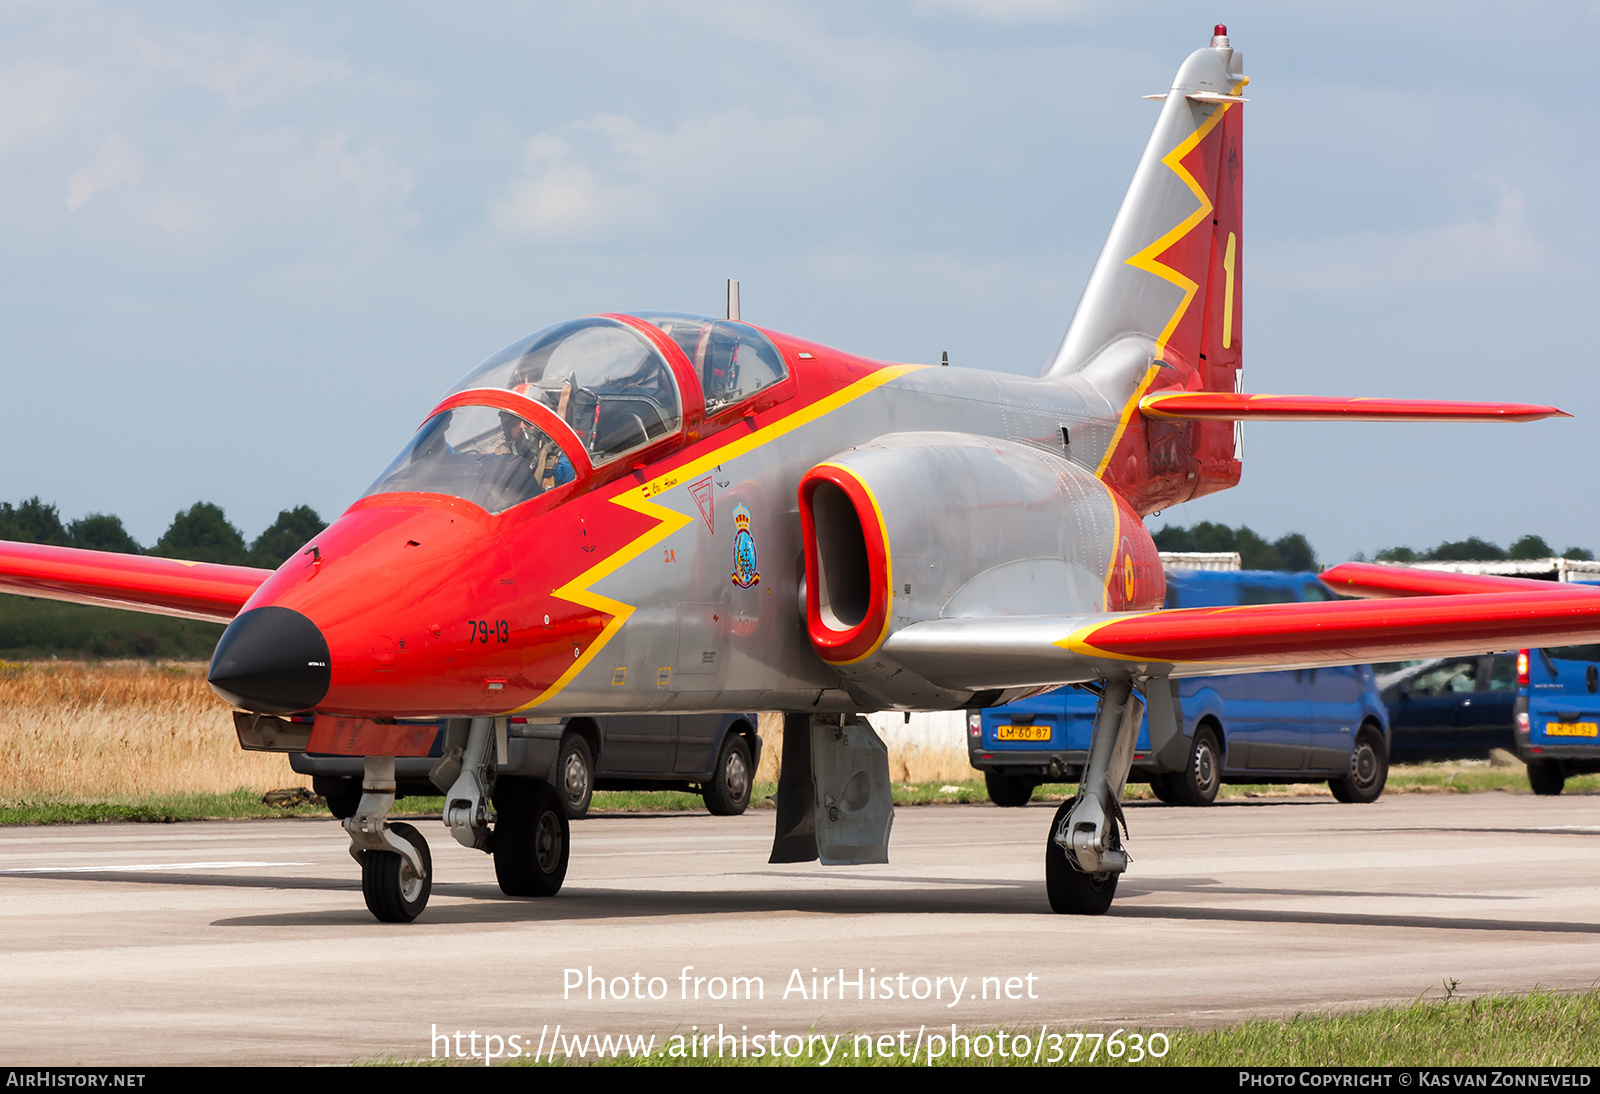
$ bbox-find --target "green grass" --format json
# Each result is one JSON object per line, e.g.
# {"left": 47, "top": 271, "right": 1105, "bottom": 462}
{"left": 2, "top": 763, "right": 1593, "bottom": 826}
{"left": 0, "top": 787, "right": 333, "bottom": 824}
{"left": 1170, "top": 986, "right": 1600, "bottom": 1067}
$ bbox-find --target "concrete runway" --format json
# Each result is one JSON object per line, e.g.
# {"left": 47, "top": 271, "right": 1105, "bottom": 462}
{"left": 2, "top": 791, "right": 1598, "bottom": 1065}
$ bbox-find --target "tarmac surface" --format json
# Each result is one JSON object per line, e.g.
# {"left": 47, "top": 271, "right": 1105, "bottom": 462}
{"left": 2, "top": 791, "right": 1598, "bottom": 1065}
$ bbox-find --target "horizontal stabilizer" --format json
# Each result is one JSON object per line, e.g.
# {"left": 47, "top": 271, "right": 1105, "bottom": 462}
{"left": 882, "top": 587, "right": 1600, "bottom": 689}
{"left": 0, "top": 540, "right": 271, "bottom": 624}
{"left": 1318, "top": 561, "right": 1593, "bottom": 599}
{"left": 1139, "top": 392, "right": 1568, "bottom": 423}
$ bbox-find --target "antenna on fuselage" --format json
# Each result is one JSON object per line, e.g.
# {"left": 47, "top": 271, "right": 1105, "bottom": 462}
{"left": 726, "top": 279, "right": 740, "bottom": 321}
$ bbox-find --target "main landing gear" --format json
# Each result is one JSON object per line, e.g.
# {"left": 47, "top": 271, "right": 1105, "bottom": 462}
{"left": 1046, "top": 678, "right": 1146, "bottom": 915}
{"left": 346, "top": 717, "right": 570, "bottom": 923}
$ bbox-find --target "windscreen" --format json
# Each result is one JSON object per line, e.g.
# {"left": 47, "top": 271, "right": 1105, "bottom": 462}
{"left": 363, "top": 405, "right": 577, "bottom": 513}
{"left": 448, "top": 318, "right": 681, "bottom": 464}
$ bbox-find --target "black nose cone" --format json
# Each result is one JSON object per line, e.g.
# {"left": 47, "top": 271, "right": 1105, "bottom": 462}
{"left": 209, "top": 606, "right": 331, "bottom": 713}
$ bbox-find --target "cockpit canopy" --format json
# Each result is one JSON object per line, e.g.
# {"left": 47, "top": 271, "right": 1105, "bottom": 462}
{"left": 447, "top": 317, "right": 682, "bottom": 464}
{"left": 632, "top": 313, "right": 787, "bottom": 415}
{"left": 363, "top": 314, "right": 791, "bottom": 515}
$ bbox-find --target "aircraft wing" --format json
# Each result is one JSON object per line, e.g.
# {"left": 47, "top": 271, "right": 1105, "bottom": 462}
{"left": 1318, "top": 560, "right": 1584, "bottom": 598}
{"left": 881, "top": 586, "right": 1600, "bottom": 689}
{"left": 0, "top": 540, "right": 272, "bottom": 624}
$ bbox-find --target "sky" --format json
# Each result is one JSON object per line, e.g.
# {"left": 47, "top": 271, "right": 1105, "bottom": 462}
{"left": 1, "top": 1, "right": 1595, "bottom": 563}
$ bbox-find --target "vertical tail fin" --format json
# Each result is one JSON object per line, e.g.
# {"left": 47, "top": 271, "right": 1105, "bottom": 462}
{"left": 1048, "top": 27, "right": 1247, "bottom": 513}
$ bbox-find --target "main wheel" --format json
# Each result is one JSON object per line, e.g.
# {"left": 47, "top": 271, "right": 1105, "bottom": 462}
{"left": 703, "top": 733, "right": 753, "bottom": 816}
{"left": 1044, "top": 798, "right": 1118, "bottom": 915}
{"left": 1527, "top": 759, "right": 1566, "bottom": 796}
{"left": 493, "top": 779, "right": 570, "bottom": 897}
{"left": 556, "top": 733, "right": 594, "bottom": 819}
{"left": 1169, "top": 725, "right": 1222, "bottom": 806}
{"left": 361, "top": 822, "right": 431, "bottom": 923}
{"left": 985, "top": 770, "right": 1036, "bottom": 807}
{"left": 1330, "top": 727, "right": 1388, "bottom": 804}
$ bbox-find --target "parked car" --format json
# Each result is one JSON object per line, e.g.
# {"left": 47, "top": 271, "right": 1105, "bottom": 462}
{"left": 291, "top": 712, "right": 760, "bottom": 820}
{"left": 1516, "top": 644, "right": 1600, "bottom": 795}
{"left": 1378, "top": 654, "right": 1519, "bottom": 762}
{"left": 968, "top": 570, "right": 1391, "bottom": 806}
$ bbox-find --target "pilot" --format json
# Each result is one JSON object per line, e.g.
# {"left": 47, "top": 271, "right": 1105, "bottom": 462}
{"left": 498, "top": 410, "right": 574, "bottom": 489}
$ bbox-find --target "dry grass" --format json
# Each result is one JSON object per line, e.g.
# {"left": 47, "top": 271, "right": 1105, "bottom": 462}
{"left": 754, "top": 712, "right": 974, "bottom": 784}
{"left": 10, "top": 666, "right": 1581, "bottom": 806}
{"left": 0, "top": 661, "right": 306, "bottom": 800}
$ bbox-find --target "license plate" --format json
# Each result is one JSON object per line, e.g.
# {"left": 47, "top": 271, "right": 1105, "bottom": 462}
{"left": 995, "top": 725, "right": 1051, "bottom": 742}
{"left": 1545, "top": 721, "right": 1599, "bottom": 738}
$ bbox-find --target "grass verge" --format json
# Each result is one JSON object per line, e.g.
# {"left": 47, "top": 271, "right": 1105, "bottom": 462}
{"left": 1165, "top": 986, "right": 1600, "bottom": 1067}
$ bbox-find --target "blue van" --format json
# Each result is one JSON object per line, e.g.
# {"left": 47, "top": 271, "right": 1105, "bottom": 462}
{"left": 1516, "top": 643, "right": 1600, "bottom": 794}
{"left": 968, "top": 570, "right": 1391, "bottom": 806}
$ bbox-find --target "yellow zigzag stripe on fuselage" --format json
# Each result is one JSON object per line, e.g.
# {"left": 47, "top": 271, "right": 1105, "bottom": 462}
{"left": 516, "top": 364, "right": 924, "bottom": 710}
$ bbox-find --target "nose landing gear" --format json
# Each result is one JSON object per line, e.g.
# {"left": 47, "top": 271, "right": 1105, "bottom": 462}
{"left": 345, "top": 717, "right": 574, "bottom": 923}
{"left": 345, "top": 756, "right": 435, "bottom": 923}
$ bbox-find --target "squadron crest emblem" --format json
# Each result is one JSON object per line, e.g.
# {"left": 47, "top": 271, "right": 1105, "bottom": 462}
{"left": 730, "top": 504, "right": 760, "bottom": 588}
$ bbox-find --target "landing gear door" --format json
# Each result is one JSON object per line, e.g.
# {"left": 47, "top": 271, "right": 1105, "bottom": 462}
{"left": 811, "top": 717, "right": 893, "bottom": 865}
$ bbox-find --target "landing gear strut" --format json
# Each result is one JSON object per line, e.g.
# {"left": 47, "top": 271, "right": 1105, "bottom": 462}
{"left": 345, "top": 755, "right": 434, "bottom": 923}
{"left": 1046, "top": 678, "right": 1144, "bottom": 915}
{"left": 345, "top": 716, "right": 574, "bottom": 922}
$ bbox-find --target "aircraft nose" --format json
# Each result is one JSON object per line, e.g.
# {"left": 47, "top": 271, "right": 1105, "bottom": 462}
{"left": 208, "top": 606, "right": 331, "bottom": 713}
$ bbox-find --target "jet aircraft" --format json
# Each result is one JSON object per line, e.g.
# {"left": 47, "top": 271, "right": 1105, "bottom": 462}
{"left": 5, "top": 26, "right": 1600, "bottom": 922}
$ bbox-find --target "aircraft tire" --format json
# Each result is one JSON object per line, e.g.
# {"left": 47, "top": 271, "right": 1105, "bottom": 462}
{"left": 557, "top": 733, "right": 594, "bottom": 819}
{"left": 1170, "top": 725, "right": 1222, "bottom": 806}
{"left": 984, "top": 770, "right": 1036, "bottom": 807}
{"left": 1527, "top": 759, "right": 1566, "bottom": 796}
{"left": 361, "top": 822, "right": 431, "bottom": 923}
{"left": 703, "top": 733, "right": 753, "bottom": 816}
{"left": 493, "top": 778, "right": 570, "bottom": 897}
{"left": 1044, "top": 798, "right": 1117, "bottom": 915}
{"left": 1329, "top": 726, "right": 1388, "bottom": 804}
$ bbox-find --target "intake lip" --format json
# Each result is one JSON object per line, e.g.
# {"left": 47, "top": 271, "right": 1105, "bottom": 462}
{"left": 208, "top": 606, "right": 331, "bottom": 714}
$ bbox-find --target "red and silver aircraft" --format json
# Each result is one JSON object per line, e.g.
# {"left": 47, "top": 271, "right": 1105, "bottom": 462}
{"left": 5, "top": 26, "right": 1599, "bottom": 921}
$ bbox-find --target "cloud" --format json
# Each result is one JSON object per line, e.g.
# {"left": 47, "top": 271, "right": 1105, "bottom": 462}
{"left": 910, "top": 0, "right": 1097, "bottom": 22}
{"left": 0, "top": 63, "right": 91, "bottom": 150}
{"left": 494, "top": 109, "right": 835, "bottom": 243}
{"left": 66, "top": 134, "right": 141, "bottom": 210}
{"left": 1257, "top": 180, "right": 1585, "bottom": 295}
{"left": 132, "top": 29, "right": 349, "bottom": 110}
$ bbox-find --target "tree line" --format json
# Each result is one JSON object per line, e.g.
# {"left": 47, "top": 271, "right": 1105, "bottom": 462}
{"left": 1362, "top": 535, "right": 1593, "bottom": 564}
{"left": 1152, "top": 522, "right": 1318, "bottom": 572}
{"left": 0, "top": 498, "right": 327, "bottom": 570}
{"left": 1153, "top": 522, "right": 1594, "bottom": 570}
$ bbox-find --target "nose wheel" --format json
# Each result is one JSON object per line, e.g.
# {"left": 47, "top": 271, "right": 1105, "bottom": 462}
{"left": 361, "top": 821, "right": 433, "bottom": 922}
